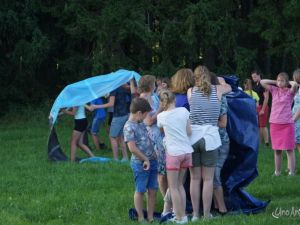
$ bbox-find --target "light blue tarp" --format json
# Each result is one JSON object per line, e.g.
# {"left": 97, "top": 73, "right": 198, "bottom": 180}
{"left": 49, "top": 69, "right": 141, "bottom": 125}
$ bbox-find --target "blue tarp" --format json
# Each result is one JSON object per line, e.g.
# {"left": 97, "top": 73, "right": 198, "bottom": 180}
{"left": 49, "top": 69, "right": 141, "bottom": 125}
{"left": 221, "top": 75, "right": 269, "bottom": 213}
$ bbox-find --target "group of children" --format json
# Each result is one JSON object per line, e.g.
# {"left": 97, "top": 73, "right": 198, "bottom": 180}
{"left": 60, "top": 67, "right": 300, "bottom": 224}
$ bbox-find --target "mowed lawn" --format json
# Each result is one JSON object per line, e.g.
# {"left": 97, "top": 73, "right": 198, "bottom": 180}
{"left": 1, "top": 109, "right": 300, "bottom": 225}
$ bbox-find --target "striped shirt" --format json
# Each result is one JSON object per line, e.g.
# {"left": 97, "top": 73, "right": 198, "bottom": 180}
{"left": 190, "top": 86, "right": 220, "bottom": 126}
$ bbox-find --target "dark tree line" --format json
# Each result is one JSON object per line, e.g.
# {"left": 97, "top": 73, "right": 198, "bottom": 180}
{"left": 1, "top": 0, "right": 300, "bottom": 108}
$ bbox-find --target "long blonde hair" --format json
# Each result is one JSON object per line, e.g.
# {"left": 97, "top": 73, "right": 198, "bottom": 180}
{"left": 193, "top": 65, "right": 211, "bottom": 96}
{"left": 159, "top": 90, "right": 175, "bottom": 111}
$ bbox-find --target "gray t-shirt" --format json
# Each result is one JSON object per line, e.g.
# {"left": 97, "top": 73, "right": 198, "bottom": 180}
{"left": 123, "top": 120, "right": 156, "bottom": 162}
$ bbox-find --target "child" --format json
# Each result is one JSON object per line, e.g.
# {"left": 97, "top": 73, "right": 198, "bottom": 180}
{"left": 123, "top": 98, "right": 158, "bottom": 223}
{"left": 86, "top": 97, "right": 107, "bottom": 150}
{"left": 91, "top": 80, "right": 135, "bottom": 161}
{"left": 244, "top": 79, "right": 260, "bottom": 107}
{"left": 261, "top": 72, "right": 298, "bottom": 176}
{"left": 138, "top": 75, "right": 167, "bottom": 197}
{"left": 157, "top": 90, "right": 193, "bottom": 224}
{"left": 292, "top": 69, "right": 300, "bottom": 155}
{"left": 62, "top": 106, "right": 94, "bottom": 162}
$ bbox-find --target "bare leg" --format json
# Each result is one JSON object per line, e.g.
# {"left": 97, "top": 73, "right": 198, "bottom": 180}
{"left": 118, "top": 136, "right": 128, "bottom": 160}
{"left": 147, "top": 189, "right": 157, "bottom": 222}
{"left": 189, "top": 167, "right": 201, "bottom": 218}
{"left": 286, "top": 150, "right": 295, "bottom": 175}
{"left": 110, "top": 136, "right": 119, "bottom": 160}
{"left": 274, "top": 150, "right": 282, "bottom": 175}
{"left": 162, "top": 189, "right": 172, "bottom": 215}
{"left": 168, "top": 170, "right": 185, "bottom": 220}
{"left": 202, "top": 166, "right": 215, "bottom": 217}
{"left": 134, "top": 192, "right": 145, "bottom": 222}
{"left": 213, "top": 186, "right": 227, "bottom": 213}
{"left": 70, "top": 130, "right": 81, "bottom": 162}
{"left": 91, "top": 134, "right": 100, "bottom": 150}
{"left": 262, "top": 127, "right": 269, "bottom": 145}
{"left": 158, "top": 174, "right": 168, "bottom": 197}
{"left": 78, "top": 132, "right": 94, "bottom": 157}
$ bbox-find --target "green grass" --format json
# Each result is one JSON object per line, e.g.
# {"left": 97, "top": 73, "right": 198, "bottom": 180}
{"left": 1, "top": 110, "right": 300, "bottom": 225}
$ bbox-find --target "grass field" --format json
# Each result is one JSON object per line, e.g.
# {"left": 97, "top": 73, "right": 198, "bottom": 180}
{"left": 1, "top": 108, "right": 300, "bottom": 225}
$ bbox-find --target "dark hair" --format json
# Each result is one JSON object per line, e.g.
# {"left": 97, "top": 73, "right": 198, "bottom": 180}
{"left": 251, "top": 70, "right": 263, "bottom": 78}
{"left": 130, "top": 97, "right": 152, "bottom": 113}
{"left": 210, "top": 72, "right": 220, "bottom": 85}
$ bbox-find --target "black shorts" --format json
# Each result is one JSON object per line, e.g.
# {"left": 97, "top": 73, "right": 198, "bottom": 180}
{"left": 108, "top": 112, "right": 113, "bottom": 126}
{"left": 74, "top": 118, "right": 88, "bottom": 132}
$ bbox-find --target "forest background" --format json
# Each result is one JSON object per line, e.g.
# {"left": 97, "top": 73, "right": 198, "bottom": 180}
{"left": 1, "top": 0, "right": 300, "bottom": 113}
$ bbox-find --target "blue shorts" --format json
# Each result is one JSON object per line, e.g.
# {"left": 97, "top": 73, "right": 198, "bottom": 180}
{"left": 91, "top": 117, "right": 105, "bottom": 135}
{"left": 131, "top": 160, "right": 158, "bottom": 193}
{"left": 109, "top": 115, "right": 129, "bottom": 137}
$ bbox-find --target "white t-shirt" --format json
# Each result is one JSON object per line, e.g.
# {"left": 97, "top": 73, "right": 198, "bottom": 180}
{"left": 157, "top": 107, "right": 193, "bottom": 156}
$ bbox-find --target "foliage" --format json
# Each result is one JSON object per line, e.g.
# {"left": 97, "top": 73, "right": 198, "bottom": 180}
{"left": 1, "top": 0, "right": 300, "bottom": 109}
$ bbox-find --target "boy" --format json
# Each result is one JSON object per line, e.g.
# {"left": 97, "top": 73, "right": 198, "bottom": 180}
{"left": 123, "top": 98, "right": 158, "bottom": 223}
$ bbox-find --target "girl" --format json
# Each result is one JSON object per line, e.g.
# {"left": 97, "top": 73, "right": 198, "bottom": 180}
{"left": 244, "top": 79, "right": 260, "bottom": 107}
{"left": 188, "top": 65, "right": 231, "bottom": 220}
{"left": 260, "top": 72, "right": 298, "bottom": 176}
{"left": 292, "top": 69, "right": 300, "bottom": 155}
{"left": 138, "top": 75, "right": 167, "bottom": 197}
{"left": 171, "top": 69, "right": 195, "bottom": 111}
{"left": 157, "top": 90, "right": 193, "bottom": 224}
{"left": 63, "top": 106, "right": 94, "bottom": 162}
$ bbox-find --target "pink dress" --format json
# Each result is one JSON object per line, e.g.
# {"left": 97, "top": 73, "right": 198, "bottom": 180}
{"left": 268, "top": 85, "right": 295, "bottom": 150}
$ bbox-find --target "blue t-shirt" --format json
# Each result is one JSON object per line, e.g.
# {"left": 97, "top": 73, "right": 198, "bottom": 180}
{"left": 123, "top": 120, "right": 156, "bottom": 163}
{"left": 175, "top": 93, "right": 190, "bottom": 111}
{"left": 91, "top": 98, "right": 106, "bottom": 119}
{"left": 110, "top": 86, "right": 130, "bottom": 117}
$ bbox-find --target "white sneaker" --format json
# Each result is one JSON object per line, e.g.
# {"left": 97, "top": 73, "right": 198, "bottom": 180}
{"left": 168, "top": 215, "right": 188, "bottom": 224}
{"left": 191, "top": 216, "right": 199, "bottom": 222}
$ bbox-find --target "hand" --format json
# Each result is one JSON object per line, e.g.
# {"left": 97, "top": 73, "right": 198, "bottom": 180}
{"left": 143, "top": 116, "right": 153, "bottom": 126}
{"left": 90, "top": 105, "right": 96, "bottom": 111}
{"left": 143, "top": 160, "right": 150, "bottom": 170}
{"left": 259, "top": 110, "right": 264, "bottom": 116}
{"left": 218, "top": 77, "right": 226, "bottom": 85}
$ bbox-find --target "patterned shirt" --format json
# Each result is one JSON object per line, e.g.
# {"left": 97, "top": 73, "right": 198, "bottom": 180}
{"left": 123, "top": 120, "right": 156, "bottom": 163}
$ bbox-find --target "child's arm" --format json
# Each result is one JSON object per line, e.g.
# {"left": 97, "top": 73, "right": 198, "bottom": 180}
{"left": 91, "top": 96, "right": 115, "bottom": 110}
{"left": 218, "top": 114, "right": 227, "bottom": 128}
{"left": 289, "top": 81, "right": 299, "bottom": 94}
{"left": 127, "top": 141, "right": 150, "bottom": 170}
{"left": 85, "top": 104, "right": 93, "bottom": 112}
{"left": 260, "top": 79, "right": 276, "bottom": 89}
{"left": 63, "top": 107, "right": 78, "bottom": 116}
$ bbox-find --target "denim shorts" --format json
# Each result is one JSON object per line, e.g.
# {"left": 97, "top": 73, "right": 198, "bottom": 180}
{"left": 109, "top": 115, "right": 129, "bottom": 137}
{"left": 131, "top": 160, "right": 158, "bottom": 193}
{"left": 91, "top": 117, "right": 105, "bottom": 135}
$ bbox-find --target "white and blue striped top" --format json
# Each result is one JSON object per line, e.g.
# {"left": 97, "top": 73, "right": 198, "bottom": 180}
{"left": 190, "top": 86, "right": 220, "bottom": 126}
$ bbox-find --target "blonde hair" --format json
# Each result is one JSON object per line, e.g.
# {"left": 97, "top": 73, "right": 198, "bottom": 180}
{"left": 159, "top": 90, "right": 175, "bottom": 111}
{"left": 138, "top": 75, "right": 156, "bottom": 93}
{"left": 293, "top": 69, "right": 300, "bottom": 84}
{"left": 171, "top": 68, "right": 195, "bottom": 94}
{"left": 193, "top": 65, "right": 211, "bottom": 96}
{"left": 244, "top": 79, "right": 254, "bottom": 97}
{"left": 277, "top": 72, "right": 289, "bottom": 87}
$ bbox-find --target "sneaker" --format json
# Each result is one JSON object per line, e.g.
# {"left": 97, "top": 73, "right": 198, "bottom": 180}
{"left": 288, "top": 171, "right": 295, "bottom": 176}
{"left": 168, "top": 215, "right": 188, "bottom": 224}
{"left": 191, "top": 216, "right": 199, "bottom": 222}
{"left": 120, "top": 158, "right": 128, "bottom": 163}
{"left": 273, "top": 171, "right": 281, "bottom": 176}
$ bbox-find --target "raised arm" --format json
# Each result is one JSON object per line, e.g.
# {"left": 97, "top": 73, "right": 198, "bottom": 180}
{"left": 63, "top": 107, "right": 78, "bottom": 116}
{"left": 260, "top": 79, "right": 276, "bottom": 89}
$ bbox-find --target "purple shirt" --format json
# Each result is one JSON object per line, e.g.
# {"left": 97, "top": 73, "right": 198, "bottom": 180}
{"left": 268, "top": 85, "right": 295, "bottom": 124}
